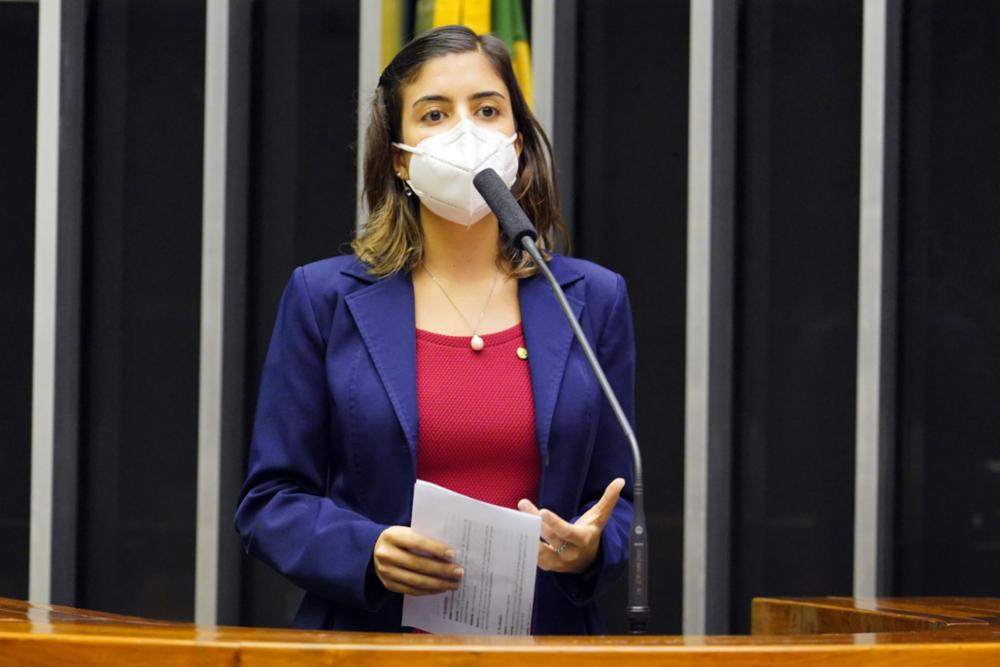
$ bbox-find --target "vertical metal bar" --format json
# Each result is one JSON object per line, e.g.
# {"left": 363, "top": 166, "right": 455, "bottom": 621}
{"left": 31, "top": 0, "right": 85, "bottom": 607}
{"left": 854, "top": 0, "right": 885, "bottom": 601}
{"left": 30, "top": 0, "right": 83, "bottom": 607}
{"left": 684, "top": 0, "right": 713, "bottom": 628}
{"left": 530, "top": 0, "right": 555, "bottom": 140}
{"left": 196, "top": 0, "right": 230, "bottom": 625}
{"left": 684, "top": 0, "right": 736, "bottom": 635}
{"left": 29, "top": 0, "right": 60, "bottom": 606}
{"left": 357, "top": 0, "right": 382, "bottom": 233}
{"left": 854, "top": 0, "right": 900, "bottom": 599}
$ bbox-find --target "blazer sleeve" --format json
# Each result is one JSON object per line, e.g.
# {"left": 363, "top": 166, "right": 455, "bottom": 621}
{"left": 235, "top": 267, "right": 390, "bottom": 612}
{"left": 553, "top": 272, "right": 637, "bottom": 605}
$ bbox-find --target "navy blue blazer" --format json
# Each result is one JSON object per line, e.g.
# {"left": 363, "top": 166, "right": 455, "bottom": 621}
{"left": 235, "top": 253, "right": 636, "bottom": 634}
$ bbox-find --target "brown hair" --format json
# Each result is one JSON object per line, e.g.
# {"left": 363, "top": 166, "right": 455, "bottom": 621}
{"left": 352, "top": 25, "right": 568, "bottom": 277}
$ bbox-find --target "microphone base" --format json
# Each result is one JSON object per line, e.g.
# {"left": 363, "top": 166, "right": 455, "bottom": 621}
{"left": 626, "top": 606, "right": 650, "bottom": 635}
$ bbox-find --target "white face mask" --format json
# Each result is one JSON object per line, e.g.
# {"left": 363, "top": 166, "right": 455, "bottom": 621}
{"left": 394, "top": 119, "right": 519, "bottom": 226}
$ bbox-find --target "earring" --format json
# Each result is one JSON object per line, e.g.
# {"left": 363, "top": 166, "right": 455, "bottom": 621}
{"left": 397, "top": 173, "right": 412, "bottom": 197}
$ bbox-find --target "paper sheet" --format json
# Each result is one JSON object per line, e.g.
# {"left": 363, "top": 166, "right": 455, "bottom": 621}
{"left": 401, "top": 480, "right": 541, "bottom": 635}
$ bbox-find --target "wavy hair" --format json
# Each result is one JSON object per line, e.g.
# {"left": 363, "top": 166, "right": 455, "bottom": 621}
{"left": 352, "top": 25, "right": 568, "bottom": 277}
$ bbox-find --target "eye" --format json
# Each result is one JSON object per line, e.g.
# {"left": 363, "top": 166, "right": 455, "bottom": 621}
{"left": 421, "top": 108, "right": 445, "bottom": 123}
{"left": 478, "top": 105, "right": 499, "bottom": 119}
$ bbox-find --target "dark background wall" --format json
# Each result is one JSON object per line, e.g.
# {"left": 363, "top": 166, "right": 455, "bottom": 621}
{"left": 730, "top": 0, "right": 862, "bottom": 633}
{"left": 78, "top": 0, "right": 206, "bottom": 621}
{"left": 2, "top": 0, "right": 1000, "bottom": 635}
{"left": 0, "top": 0, "right": 38, "bottom": 604}
{"left": 896, "top": 0, "right": 1000, "bottom": 596}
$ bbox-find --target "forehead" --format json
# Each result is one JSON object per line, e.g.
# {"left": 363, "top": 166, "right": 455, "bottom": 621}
{"left": 402, "top": 50, "right": 509, "bottom": 105}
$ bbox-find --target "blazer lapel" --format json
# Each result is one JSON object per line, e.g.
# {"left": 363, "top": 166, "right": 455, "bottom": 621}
{"left": 343, "top": 268, "right": 419, "bottom": 460}
{"left": 519, "top": 261, "right": 584, "bottom": 467}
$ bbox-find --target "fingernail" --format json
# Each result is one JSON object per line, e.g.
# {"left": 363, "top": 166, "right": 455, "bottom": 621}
{"left": 445, "top": 549, "right": 456, "bottom": 560}
{"left": 454, "top": 567, "right": 465, "bottom": 578}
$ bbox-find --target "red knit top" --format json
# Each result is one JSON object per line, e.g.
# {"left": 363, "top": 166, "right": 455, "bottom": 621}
{"left": 415, "top": 323, "right": 540, "bottom": 509}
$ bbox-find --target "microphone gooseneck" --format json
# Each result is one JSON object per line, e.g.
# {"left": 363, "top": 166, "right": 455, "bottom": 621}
{"left": 472, "top": 169, "right": 650, "bottom": 635}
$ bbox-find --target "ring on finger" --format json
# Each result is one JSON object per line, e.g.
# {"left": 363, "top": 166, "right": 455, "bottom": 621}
{"left": 556, "top": 541, "right": 571, "bottom": 555}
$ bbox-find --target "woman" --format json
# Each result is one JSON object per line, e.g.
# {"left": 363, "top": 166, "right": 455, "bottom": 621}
{"left": 235, "top": 25, "right": 636, "bottom": 635}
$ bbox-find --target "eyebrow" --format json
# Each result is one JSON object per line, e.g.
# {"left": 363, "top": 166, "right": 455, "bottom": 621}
{"left": 411, "top": 90, "right": 506, "bottom": 108}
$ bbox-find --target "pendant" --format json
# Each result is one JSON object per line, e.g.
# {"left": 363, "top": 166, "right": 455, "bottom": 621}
{"left": 470, "top": 334, "right": 485, "bottom": 352}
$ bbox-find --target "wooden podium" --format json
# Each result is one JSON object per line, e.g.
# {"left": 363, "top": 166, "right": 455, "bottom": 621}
{"left": 2, "top": 596, "right": 1000, "bottom": 665}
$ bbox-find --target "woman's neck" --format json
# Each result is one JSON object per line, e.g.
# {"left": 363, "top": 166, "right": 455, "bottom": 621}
{"left": 419, "top": 207, "right": 503, "bottom": 282}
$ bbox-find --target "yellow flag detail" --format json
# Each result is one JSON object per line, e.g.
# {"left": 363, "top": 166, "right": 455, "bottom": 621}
{"left": 512, "top": 39, "right": 532, "bottom": 108}
{"left": 432, "top": 0, "right": 491, "bottom": 35}
{"left": 415, "top": 0, "right": 532, "bottom": 109}
{"left": 380, "top": 0, "right": 406, "bottom": 70}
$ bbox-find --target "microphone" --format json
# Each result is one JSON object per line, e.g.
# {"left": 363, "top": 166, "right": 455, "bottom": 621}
{"left": 472, "top": 169, "right": 538, "bottom": 247}
{"left": 473, "top": 168, "right": 651, "bottom": 635}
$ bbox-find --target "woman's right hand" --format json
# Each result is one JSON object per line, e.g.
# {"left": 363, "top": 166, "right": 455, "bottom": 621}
{"left": 372, "top": 526, "right": 464, "bottom": 596}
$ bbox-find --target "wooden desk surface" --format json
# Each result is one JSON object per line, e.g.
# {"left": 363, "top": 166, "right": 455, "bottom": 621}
{"left": 753, "top": 596, "right": 1000, "bottom": 634}
{"left": 2, "top": 596, "right": 1000, "bottom": 666}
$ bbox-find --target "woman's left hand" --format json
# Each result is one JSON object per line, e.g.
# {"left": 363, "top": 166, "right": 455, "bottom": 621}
{"left": 517, "top": 478, "right": 625, "bottom": 574}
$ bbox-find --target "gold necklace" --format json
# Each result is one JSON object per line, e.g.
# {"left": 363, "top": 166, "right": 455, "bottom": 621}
{"left": 423, "top": 264, "right": 500, "bottom": 352}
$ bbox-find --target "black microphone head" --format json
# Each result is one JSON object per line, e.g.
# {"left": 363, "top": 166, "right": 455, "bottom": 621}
{"left": 473, "top": 168, "right": 538, "bottom": 246}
